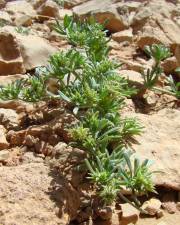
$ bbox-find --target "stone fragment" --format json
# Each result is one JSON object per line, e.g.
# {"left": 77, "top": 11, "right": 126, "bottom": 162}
{"left": 161, "top": 56, "right": 178, "bottom": 74}
{"left": 14, "top": 14, "right": 32, "bottom": 27}
{"left": 0, "top": 0, "right": 5, "bottom": 9}
{"left": 119, "top": 69, "right": 144, "bottom": 87}
{"left": 162, "top": 193, "right": 177, "bottom": 214}
{"left": 95, "top": 206, "right": 113, "bottom": 220}
{"left": 0, "top": 108, "right": 19, "bottom": 129}
{"left": 37, "top": 0, "right": 59, "bottom": 18}
{"left": 0, "top": 74, "right": 27, "bottom": 86}
{"left": 0, "top": 125, "right": 9, "bottom": 150}
{"left": 17, "top": 34, "right": 57, "bottom": 71}
{"left": 5, "top": 0, "right": 36, "bottom": 17}
{"left": 128, "top": 109, "right": 180, "bottom": 191}
{"left": 0, "top": 11, "right": 11, "bottom": 24}
{"left": 73, "top": 0, "right": 129, "bottom": 32}
{"left": 121, "top": 203, "right": 139, "bottom": 225}
{"left": 142, "top": 198, "right": 162, "bottom": 216}
{"left": 112, "top": 29, "right": 133, "bottom": 43}
{"left": 0, "top": 150, "right": 9, "bottom": 161}
{"left": 0, "top": 31, "right": 25, "bottom": 75}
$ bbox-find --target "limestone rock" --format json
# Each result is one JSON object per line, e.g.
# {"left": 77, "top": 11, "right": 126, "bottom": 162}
{"left": 0, "top": 31, "right": 25, "bottom": 75}
{"left": 0, "top": 162, "right": 80, "bottom": 225}
{"left": 17, "top": 34, "right": 57, "bottom": 70}
{"left": 132, "top": 0, "right": 176, "bottom": 31}
{"left": 112, "top": 29, "right": 133, "bottom": 43}
{"left": 0, "top": 74, "right": 27, "bottom": 86}
{"left": 142, "top": 198, "right": 162, "bottom": 216}
{"left": 5, "top": 0, "right": 36, "bottom": 17}
{"left": 162, "top": 193, "right": 177, "bottom": 214}
{"left": 14, "top": 14, "right": 32, "bottom": 27}
{"left": 119, "top": 69, "right": 143, "bottom": 87}
{"left": 0, "top": 125, "right": 9, "bottom": 150}
{"left": 157, "top": 222, "right": 168, "bottom": 225}
{"left": 137, "top": 24, "right": 171, "bottom": 50}
{"left": 157, "top": 17, "right": 180, "bottom": 47}
{"left": 37, "top": 0, "right": 59, "bottom": 18}
{"left": 64, "top": 0, "right": 90, "bottom": 9}
{"left": 0, "top": 150, "right": 9, "bottom": 161}
{"left": 0, "top": 11, "right": 11, "bottom": 24}
{"left": 0, "top": 0, "right": 5, "bottom": 9}
{"left": 0, "top": 108, "right": 19, "bottom": 129}
{"left": 95, "top": 206, "right": 113, "bottom": 220}
{"left": 175, "top": 45, "right": 180, "bottom": 65}
{"left": 161, "top": 56, "right": 178, "bottom": 74}
{"left": 126, "top": 109, "right": 180, "bottom": 191}
{"left": 121, "top": 203, "right": 139, "bottom": 225}
{"left": 73, "top": 0, "right": 129, "bottom": 32}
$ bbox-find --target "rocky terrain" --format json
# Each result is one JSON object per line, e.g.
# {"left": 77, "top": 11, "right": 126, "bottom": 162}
{"left": 0, "top": 0, "right": 180, "bottom": 225}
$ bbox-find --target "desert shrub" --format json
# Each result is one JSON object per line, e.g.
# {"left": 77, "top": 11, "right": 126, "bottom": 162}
{"left": 0, "top": 16, "right": 156, "bottom": 211}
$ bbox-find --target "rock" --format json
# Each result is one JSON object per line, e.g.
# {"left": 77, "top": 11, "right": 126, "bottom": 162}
{"left": 0, "top": 150, "right": 9, "bottom": 161}
{"left": 64, "top": 0, "right": 90, "bottom": 9}
{"left": 0, "top": 162, "right": 80, "bottom": 224}
{"left": 112, "top": 29, "right": 133, "bottom": 43}
{"left": 0, "top": 74, "right": 27, "bottom": 86}
{"left": 5, "top": 0, "right": 36, "bottom": 17}
{"left": 0, "top": 31, "right": 25, "bottom": 75}
{"left": 132, "top": 0, "right": 176, "bottom": 32}
{"left": 17, "top": 34, "right": 57, "bottom": 71}
{"left": 73, "top": 0, "right": 129, "bottom": 32}
{"left": 22, "top": 151, "right": 44, "bottom": 164}
{"left": 119, "top": 69, "right": 144, "bottom": 88}
{"left": 0, "top": 0, "right": 5, "bottom": 8}
{"left": 0, "top": 11, "right": 11, "bottom": 24}
{"left": 162, "top": 192, "right": 177, "bottom": 214}
{"left": 0, "top": 108, "right": 19, "bottom": 129}
{"left": 95, "top": 206, "right": 113, "bottom": 220}
{"left": 142, "top": 198, "right": 162, "bottom": 216}
{"left": 161, "top": 56, "right": 178, "bottom": 74}
{"left": 121, "top": 203, "right": 139, "bottom": 225}
{"left": 157, "top": 17, "right": 180, "bottom": 47}
{"left": 120, "top": 59, "right": 146, "bottom": 73}
{"left": 156, "top": 210, "right": 164, "bottom": 218}
{"left": 0, "top": 125, "right": 9, "bottom": 150}
{"left": 126, "top": 109, "right": 180, "bottom": 191}
{"left": 37, "top": 0, "right": 59, "bottom": 18}
{"left": 157, "top": 222, "right": 168, "bottom": 225}
{"left": 14, "top": 14, "right": 32, "bottom": 27}
{"left": 176, "top": 202, "right": 180, "bottom": 211}
{"left": 175, "top": 45, "right": 180, "bottom": 65}
{"left": 59, "top": 8, "right": 72, "bottom": 19}
{"left": 137, "top": 23, "right": 171, "bottom": 50}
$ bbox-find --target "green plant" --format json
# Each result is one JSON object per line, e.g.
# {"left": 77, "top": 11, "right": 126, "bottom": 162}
{"left": 54, "top": 15, "right": 110, "bottom": 61}
{"left": 0, "top": 75, "right": 46, "bottom": 102}
{"left": 166, "top": 75, "right": 180, "bottom": 99}
{"left": 141, "top": 44, "right": 180, "bottom": 99}
{"left": 0, "top": 79, "right": 24, "bottom": 100}
{"left": 15, "top": 26, "right": 30, "bottom": 35}
{"left": 144, "top": 44, "right": 171, "bottom": 63}
{"left": 0, "top": 16, "right": 155, "bottom": 211}
{"left": 142, "top": 44, "right": 170, "bottom": 90}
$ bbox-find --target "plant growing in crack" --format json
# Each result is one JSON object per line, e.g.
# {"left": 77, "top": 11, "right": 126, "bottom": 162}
{"left": 0, "top": 15, "right": 156, "bottom": 213}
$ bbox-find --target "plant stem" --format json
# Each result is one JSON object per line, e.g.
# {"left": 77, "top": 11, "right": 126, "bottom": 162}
{"left": 152, "top": 87, "right": 175, "bottom": 96}
{"left": 118, "top": 192, "right": 147, "bottom": 214}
